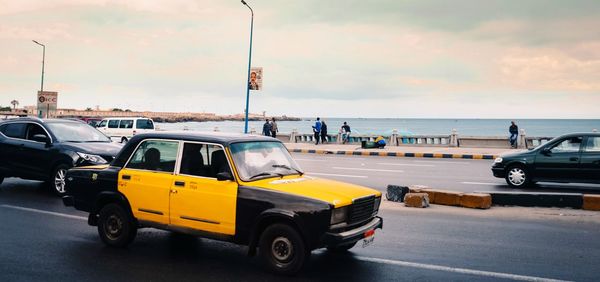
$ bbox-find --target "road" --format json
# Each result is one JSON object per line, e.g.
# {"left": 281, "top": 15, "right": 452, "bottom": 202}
{"left": 1, "top": 178, "right": 600, "bottom": 281}
{"left": 292, "top": 153, "right": 600, "bottom": 194}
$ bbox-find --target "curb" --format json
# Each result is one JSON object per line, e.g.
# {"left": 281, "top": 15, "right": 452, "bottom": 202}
{"left": 290, "top": 149, "right": 498, "bottom": 160}
{"left": 392, "top": 186, "right": 492, "bottom": 209}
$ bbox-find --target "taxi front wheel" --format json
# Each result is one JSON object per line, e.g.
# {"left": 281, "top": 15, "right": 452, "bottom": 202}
{"left": 259, "top": 223, "right": 308, "bottom": 276}
{"left": 98, "top": 203, "right": 137, "bottom": 247}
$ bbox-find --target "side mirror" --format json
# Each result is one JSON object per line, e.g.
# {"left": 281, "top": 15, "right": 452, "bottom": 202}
{"left": 541, "top": 147, "right": 551, "bottom": 155}
{"left": 32, "top": 134, "right": 49, "bottom": 144}
{"left": 216, "top": 171, "right": 234, "bottom": 181}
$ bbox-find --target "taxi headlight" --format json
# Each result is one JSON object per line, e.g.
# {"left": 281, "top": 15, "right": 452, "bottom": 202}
{"left": 374, "top": 196, "right": 381, "bottom": 214}
{"left": 330, "top": 206, "right": 348, "bottom": 225}
{"left": 494, "top": 157, "right": 503, "bottom": 163}
{"left": 77, "top": 152, "right": 107, "bottom": 164}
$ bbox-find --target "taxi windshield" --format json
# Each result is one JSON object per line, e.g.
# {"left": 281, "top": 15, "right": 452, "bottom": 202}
{"left": 229, "top": 141, "right": 303, "bottom": 181}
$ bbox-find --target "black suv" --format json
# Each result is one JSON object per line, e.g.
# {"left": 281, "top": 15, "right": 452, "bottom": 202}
{"left": 0, "top": 118, "right": 122, "bottom": 195}
{"left": 492, "top": 133, "right": 600, "bottom": 188}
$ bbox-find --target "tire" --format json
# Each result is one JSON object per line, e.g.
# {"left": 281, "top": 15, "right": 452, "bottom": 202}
{"left": 505, "top": 165, "right": 531, "bottom": 188}
{"left": 97, "top": 203, "right": 137, "bottom": 247}
{"left": 259, "top": 223, "right": 308, "bottom": 276}
{"left": 327, "top": 242, "right": 357, "bottom": 253}
{"left": 50, "top": 164, "right": 70, "bottom": 196}
{"left": 121, "top": 137, "right": 128, "bottom": 143}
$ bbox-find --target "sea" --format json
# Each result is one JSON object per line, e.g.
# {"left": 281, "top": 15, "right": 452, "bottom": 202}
{"left": 156, "top": 118, "right": 600, "bottom": 137}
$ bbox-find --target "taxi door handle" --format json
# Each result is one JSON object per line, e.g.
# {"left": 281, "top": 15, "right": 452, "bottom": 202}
{"left": 122, "top": 175, "right": 131, "bottom": 180}
{"left": 170, "top": 189, "right": 178, "bottom": 194}
{"left": 174, "top": 181, "right": 185, "bottom": 187}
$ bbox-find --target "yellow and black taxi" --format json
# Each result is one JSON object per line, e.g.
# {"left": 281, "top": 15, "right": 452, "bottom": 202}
{"left": 63, "top": 132, "right": 382, "bottom": 275}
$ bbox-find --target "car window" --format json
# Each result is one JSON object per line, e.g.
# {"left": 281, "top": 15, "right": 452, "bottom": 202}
{"left": 136, "top": 119, "right": 154, "bottom": 129}
{"left": 179, "top": 143, "right": 230, "bottom": 178}
{"left": 126, "top": 140, "right": 179, "bottom": 173}
{"left": 550, "top": 137, "right": 583, "bottom": 153}
{"left": 108, "top": 120, "right": 119, "bottom": 129}
{"left": 26, "top": 124, "right": 49, "bottom": 141}
{"left": 0, "top": 123, "right": 27, "bottom": 139}
{"left": 585, "top": 137, "right": 600, "bottom": 152}
{"left": 97, "top": 120, "right": 107, "bottom": 128}
{"left": 119, "top": 120, "right": 134, "bottom": 129}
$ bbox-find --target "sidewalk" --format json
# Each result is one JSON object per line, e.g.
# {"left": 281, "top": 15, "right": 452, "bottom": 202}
{"left": 284, "top": 143, "right": 520, "bottom": 159}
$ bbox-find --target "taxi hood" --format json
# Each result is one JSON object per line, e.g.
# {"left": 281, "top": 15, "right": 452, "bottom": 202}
{"left": 244, "top": 175, "right": 382, "bottom": 208}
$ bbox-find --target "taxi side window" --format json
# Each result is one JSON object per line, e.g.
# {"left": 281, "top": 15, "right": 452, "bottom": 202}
{"left": 126, "top": 140, "right": 179, "bottom": 173}
{"left": 179, "top": 143, "right": 231, "bottom": 178}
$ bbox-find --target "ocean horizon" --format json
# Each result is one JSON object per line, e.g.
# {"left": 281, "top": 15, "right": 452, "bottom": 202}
{"left": 157, "top": 118, "right": 600, "bottom": 137}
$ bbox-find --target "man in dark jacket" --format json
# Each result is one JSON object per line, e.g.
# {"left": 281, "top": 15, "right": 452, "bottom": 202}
{"left": 263, "top": 119, "right": 272, "bottom": 137}
{"left": 509, "top": 121, "right": 518, "bottom": 148}
{"left": 320, "top": 120, "right": 328, "bottom": 144}
{"left": 312, "top": 117, "right": 322, "bottom": 145}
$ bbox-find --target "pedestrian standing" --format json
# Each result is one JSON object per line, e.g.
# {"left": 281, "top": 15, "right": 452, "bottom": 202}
{"left": 341, "top": 121, "right": 351, "bottom": 144}
{"left": 270, "top": 118, "right": 278, "bottom": 138}
{"left": 509, "top": 121, "right": 518, "bottom": 148}
{"left": 262, "top": 119, "right": 272, "bottom": 137}
{"left": 320, "top": 120, "right": 328, "bottom": 143}
{"left": 312, "top": 117, "right": 322, "bottom": 145}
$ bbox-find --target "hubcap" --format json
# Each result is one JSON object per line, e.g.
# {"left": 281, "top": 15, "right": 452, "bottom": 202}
{"left": 105, "top": 215, "right": 123, "bottom": 240}
{"left": 271, "top": 236, "right": 293, "bottom": 262}
{"left": 508, "top": 168, "right": 526, "bottom": 186}
{"left": 54, "top": 169, "right": 67, "bottom": 193}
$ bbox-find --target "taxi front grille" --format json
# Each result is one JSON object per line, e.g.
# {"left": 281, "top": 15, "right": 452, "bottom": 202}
{"left": 348, "top": 196, "right": 375, "bottom": 224}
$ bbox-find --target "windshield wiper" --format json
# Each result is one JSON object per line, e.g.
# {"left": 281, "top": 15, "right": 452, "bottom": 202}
{"left": 272, "top": 164, "right": 304, "bottom": 176}
{"left": 248, "top": 172, "right": 284, "bottom": 180}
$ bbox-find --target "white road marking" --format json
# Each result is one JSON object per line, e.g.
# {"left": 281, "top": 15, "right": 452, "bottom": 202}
{"left": 293, "top": 158, "right": 327, "bottom": 162}
{"left": 332, "top": 167, "right": 404, "bottom": 173}
{"left": 376, "top": 163, "right": 435, "bottom": 167}
{"left": 354, "top": 256, "right": 569, "bottom": 282}
{"left": 307, "top": 172, "right": 368, "bottom": 178}
{"left": 461, "top": 182, "right": 501, "bottom": 186}
{"left": 1, "top": 204, "right": 87, "bottom": 221}
{"left": 414, "top": 160, "right": 471, "bottom": 164}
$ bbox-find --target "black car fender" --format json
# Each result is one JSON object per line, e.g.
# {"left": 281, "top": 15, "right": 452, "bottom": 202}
{"left": 246, "top": 208, "right": 306, "bottom": 256}
{"left": 89, "top": 191, "right": 134, "bottom": 226}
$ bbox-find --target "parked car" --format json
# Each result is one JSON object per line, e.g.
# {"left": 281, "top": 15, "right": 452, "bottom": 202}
{"left": 95, "top": 117, "right": 155, "bottom": 143}
{"left": 492, "top": 132, "right": 600, "bottom": 187}
{"left": 0, "top": 118, "right": 123, "bottom": 195}
{"left": 62, "top": 132, "right": 383, "bottom": 275}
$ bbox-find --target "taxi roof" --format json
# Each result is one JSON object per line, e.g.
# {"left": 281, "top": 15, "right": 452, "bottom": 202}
{"left": 130, "top": 131, "right": 279, "bottom": 146}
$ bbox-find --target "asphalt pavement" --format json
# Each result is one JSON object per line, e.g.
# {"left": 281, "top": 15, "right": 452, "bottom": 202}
{"left": 1, "top": 178, "right": 600, "bottom": 281}
{"left": 292, "top": 152, "right": 600, "bottom": 194}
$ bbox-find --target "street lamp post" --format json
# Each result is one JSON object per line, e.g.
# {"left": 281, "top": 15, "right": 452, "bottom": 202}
{"left": 32, "top": 40, "right": 45, "bottom": 118}
{"left": 241, "top": 0, "right": 254, "bottom": 134}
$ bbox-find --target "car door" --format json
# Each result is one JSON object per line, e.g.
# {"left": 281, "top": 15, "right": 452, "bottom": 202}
{"left": 534, "top": 136, "right": 583, "bottom": 181}
{"left": 20, "top": 123, "right": 55, "bottom": 177}
{"left": 118, "top": 139, "right": 180, "bottom": 225}
{"left": 170, "top": 142, "right": 238, "bottom": 235}
{"left": 0, "top": 122, "right": 28, "bottom": 175}
{"left": 580, "top": 136, "right": 600, "bottom": 182}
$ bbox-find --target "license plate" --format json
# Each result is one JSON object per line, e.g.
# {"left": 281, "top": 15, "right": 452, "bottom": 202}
{"left": 362, "top": 233, "right": 375, "bottom": 248}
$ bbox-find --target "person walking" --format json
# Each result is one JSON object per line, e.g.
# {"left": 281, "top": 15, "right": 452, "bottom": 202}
{"left": 270, "top": 118, "right": 278, "bottom": 138}
{"left": 320, "top": 120, "right": 328, "bottom": 144}
{"left": 509, "top": 121, "right": 519, "bottom": 148}
{"left": 341, "top": 121, "right": 351, "bottom": 144}
{"left": 312, "top": 117, "right": 322, "bottom": 145}
{"left": 262, "top": 119, "right": 272, "bottom": 137}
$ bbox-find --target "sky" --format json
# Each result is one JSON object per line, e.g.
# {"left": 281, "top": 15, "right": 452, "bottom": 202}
{"left": 1, "top": 0, "right": 599, "bottom": 118}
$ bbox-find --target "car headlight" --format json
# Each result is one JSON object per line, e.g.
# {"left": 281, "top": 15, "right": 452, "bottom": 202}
{"left": 330, "top": 206, "right": 348, "bottom": 225}
{"left": 374, "top": 196, "right": 382, "bottom": 214}
{"left": 494, "top": 157, "right": 503, "bottom": 163}
{"left": 77, "top": 152, "right": 107, "bottom": 164}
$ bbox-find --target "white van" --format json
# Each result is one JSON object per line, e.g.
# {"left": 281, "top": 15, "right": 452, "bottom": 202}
{"left": 96, "top": 117, "right": 155, "bottom": 143}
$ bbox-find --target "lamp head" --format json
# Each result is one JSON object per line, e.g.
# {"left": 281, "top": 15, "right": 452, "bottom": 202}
{"left": 241, "top": 0, "right": 247, "bottom": 5}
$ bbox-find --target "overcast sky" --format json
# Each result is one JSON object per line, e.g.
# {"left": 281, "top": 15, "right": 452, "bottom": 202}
{"left": 1, "top": 0, "right": 599, "bottom": 118}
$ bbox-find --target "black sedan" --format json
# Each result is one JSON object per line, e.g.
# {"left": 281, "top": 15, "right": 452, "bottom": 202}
{"left": 492, "top": 132, "right": 600, "bottom": 188}
{"left": 0, "top": 117, "right": 122, "bottom": 196}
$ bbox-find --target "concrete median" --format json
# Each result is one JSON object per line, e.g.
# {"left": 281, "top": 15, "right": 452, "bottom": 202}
{"left": 583, "top": 194, "right": 600, "bottom": 211}
{"left": 406, "top": 185, "right": 492, "bottom": 209}
{"left": 459, "top": 193, "right": 492, "bottom": 209}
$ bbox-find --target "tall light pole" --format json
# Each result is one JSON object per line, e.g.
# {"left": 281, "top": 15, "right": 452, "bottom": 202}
{"left": 33, "top": 40, "right": 46, "bottom": 118}
{"left": 241, "top": 0, "right": 254, "bottom": 134}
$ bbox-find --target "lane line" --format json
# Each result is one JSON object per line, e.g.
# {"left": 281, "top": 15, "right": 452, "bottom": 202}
{"left": 414, "top": 160, "right": 472, "bottom": 165}
{"left": 332, "top": 167, "right": 404, "bottom": 173}
{"left": 307, "top": 172, "right": 368, "bottom": 178}
{"left": 376, "top": 163, "right": 435, "bottom": 167}
{"left": 293, "top": 158, "right": 327, "bottom": 162}
{"left": 354, "top": 256, "right": 569, "bottom": 282}
{"left": 1, "top": 204, "right": 87, "bottom": 221}
{"left": 461, "top": 182, "right": 501, "bottom": 186}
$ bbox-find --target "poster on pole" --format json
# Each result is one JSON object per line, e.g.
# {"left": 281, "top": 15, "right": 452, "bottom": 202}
{"left": 37, "top": 91, "right": 58, "bottom": 118}
{"left": 249, "top": 67, "right": 263, "bottom": 91}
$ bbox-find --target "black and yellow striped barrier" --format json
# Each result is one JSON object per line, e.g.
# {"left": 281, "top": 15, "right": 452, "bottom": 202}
{"left": 290, "top": 149, "right": 498, "bottom": 160}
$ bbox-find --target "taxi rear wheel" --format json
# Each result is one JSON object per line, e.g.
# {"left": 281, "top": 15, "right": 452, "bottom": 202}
{"left": 98, "top": 203, "right": 137, "bottom": 247}
{"left": 259, "top": 223, "right": 307, "bottom": 275}
{"left": 327, "top": 242, "right": 357, "bottom": 253}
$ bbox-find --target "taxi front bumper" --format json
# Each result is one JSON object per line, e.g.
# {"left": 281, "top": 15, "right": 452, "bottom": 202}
{"left": 321, "top": 216, "right": 383, "bottom": 246}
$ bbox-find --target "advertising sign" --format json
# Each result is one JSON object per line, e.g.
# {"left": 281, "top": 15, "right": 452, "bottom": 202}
{"left": 249, "top": 67, "right": 263, "bottom": 91}
{"left": 37, "top": 91, "right": 58, "bottom": 118}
